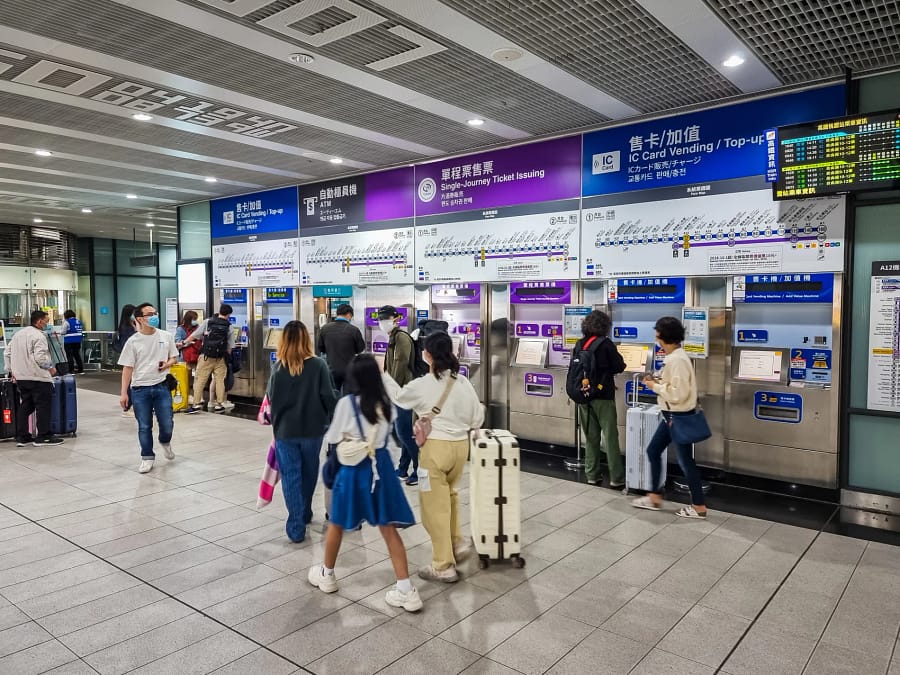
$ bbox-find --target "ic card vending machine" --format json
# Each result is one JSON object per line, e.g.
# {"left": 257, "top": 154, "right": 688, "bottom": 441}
{"left": 261, "top": 288, "right": 298, "bottom": 383}
{"left": 507, "top": 280, "right": 577, "bottom": 446}
{"left": 217, "top": 288, "right": 252, "bottom": 397}
{"left": 425, "top": 283, "right": 484, "bottom": 400}
{"left": 727, "top": 272, "right": 840, "bottom": 487}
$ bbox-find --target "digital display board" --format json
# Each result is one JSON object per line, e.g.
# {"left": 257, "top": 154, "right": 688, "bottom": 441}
{"left": 773, "top": 109, "right": 900, "bottom": 199}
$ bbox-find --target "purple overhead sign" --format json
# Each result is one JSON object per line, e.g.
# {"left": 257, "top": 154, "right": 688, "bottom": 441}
{"left": 414, "top": 136, "right": 581, "bottom": 216}
{"left": 299, "top": 167, "right": 413, "bottom": 229}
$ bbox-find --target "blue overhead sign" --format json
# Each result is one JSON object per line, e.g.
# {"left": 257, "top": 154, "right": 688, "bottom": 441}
{"left": 609, "top": 277, "right": 686, "bottom": 304}
{"left": 222, "top": 289, "right": 248, "bottom": 303}
{"left": 582, "top": 85, "right": 845, "bottom": 196}
{"left": 736, "top": 273, "right": 834, "bottom": 303}
{"left": 312, "top": 285, "right": 353, "bottom": 298}
{"left": 210, "top": 186, "right": 299, "bottom": 239}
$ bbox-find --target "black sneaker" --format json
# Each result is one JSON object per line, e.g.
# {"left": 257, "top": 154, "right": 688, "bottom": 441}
{"left": 406, "top": 473, "right": 419, "bottom": 487}
{"left": 15, "top": 437, "right": 34, "bottom": 448}
{"left": 211, "top": 405, "right": 226, "bottom": 413}
{"left": 186, "top": 405, "right": 203, "bottom": 414}
{"left": 33, "top": 436, "right": 64, "bottom": 446}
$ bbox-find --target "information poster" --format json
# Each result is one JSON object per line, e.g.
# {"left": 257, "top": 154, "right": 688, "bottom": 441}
{"left": 581, "top": 189, "right": 845, "bottom": 279}
{"left": 211, "top": 186, "right": 300, "bottom": 288}
{"left": 299, "top": 168, "right": 414, "bottom": 285}
{"left": 682, "top": 307, "right": 709, "bottom": 359}
{"left": 165, "top": 297, "right": 178, "bottom": 334}
{"left": 867, "top": 260, "right": 900, "bottom": 412}
{"left": 563, "top": 305, "right": 591, "bottom": 353}
{"left": 414, "top": 137, "right": 582, "bottom": 283}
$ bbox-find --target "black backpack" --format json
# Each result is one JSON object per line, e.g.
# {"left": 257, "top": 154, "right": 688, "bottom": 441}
{"left": 565, "top": 337, "right": 613, "bottom": 403}
{"left": 410, "top": 319, "right": 449, "bottom": 378}
{"left": 201, "top": 317, "right": 231, "bottom": 359}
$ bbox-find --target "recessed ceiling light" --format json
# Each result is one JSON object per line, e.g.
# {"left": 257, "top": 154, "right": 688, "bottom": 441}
{"left": 289, "top": 53, "right": 315, "bottom": 65}
{"left": 35, "top": 149, "right": 52, "bottom": 157}
{"left": 126, "top": 194, "right": 137, "bottom": 199}
{"left": 204, "top": 177, "right": 217, "bottom": 183}
{"left": 467, "top": 118, "right": 485, "bottom": 126}
{"left": 81, "top": 208, "right": 92, "bottom": 213}
{"left": 33, "top": 218, "right": 43, "bottom": 223}
{"left": 329, "top": 157, "right": 343, "bottom": 164}
{"left": 146, "top": 222, "right": 155, "bottom": 227}
{"left": 723, "top": 55, "right": 745, "bottom": 68}
{"left": 132, "top": 113, "right": 153, "bottom": 121}
{"left": 491, "top": 47, "right": 523, "bottom": 62}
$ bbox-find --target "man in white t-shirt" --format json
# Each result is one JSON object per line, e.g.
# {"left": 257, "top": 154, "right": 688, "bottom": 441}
{"left": 118, "top": 303, "right": 179, "bottom": 473}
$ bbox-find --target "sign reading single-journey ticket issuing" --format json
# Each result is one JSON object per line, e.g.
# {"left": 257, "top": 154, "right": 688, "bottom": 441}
{"left": 413, "top": 136, "right": 582, "bottom": 283}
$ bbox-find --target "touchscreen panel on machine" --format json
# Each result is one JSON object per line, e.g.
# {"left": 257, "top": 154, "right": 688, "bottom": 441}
{"left": 617, "top": 344, "right": 650, "bottom": 373}
{"left": 514, "top": 339, "right": 547, "bottom": 367}
{"left": 737, "top": 350, "right": 782, "bottom": 382}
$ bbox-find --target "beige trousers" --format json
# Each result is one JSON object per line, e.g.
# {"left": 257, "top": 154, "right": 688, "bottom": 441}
{"left": 193, "top": 356, "right": 227, "bottom": 405}
{"left": 418, "top": 438, "right": 469, "bottom": 571}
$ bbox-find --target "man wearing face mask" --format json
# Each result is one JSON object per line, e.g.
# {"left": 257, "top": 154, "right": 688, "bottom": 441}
{"left": 377, "top": 305, "right": 420, "bottom": 486}
{"left": 3, "top": 310, "right": 63, "bottom": 447}
{"left": 118, "top": 303, "right": 179, "bottom": 473}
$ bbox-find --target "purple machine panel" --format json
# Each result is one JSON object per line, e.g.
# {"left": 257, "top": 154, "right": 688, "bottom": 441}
{"left": 364, "top": 306, "right": 409, "bottom": 327}
{"left": 432, "top": 283, "right": 481, "bottom": 304}
{"left": 524, "top": 372, "right": 554, "bottom": 397}
{"left": 509, "top": 280, "right": 572, "bottom": 304}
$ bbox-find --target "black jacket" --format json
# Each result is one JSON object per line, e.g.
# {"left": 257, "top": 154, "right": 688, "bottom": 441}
{"left": 575, "top": 336, "right": 627, "bottom": 401}
{"left": 316, "top": 318, "right": 365, "bottom": 376}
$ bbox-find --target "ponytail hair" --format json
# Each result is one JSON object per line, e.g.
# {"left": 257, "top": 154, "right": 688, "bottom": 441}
{"left": 423, "top": 332, "right": 459, "bottom": 379}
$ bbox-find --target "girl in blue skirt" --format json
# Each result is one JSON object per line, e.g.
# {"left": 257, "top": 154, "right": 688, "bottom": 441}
{"left": 307, "top": 354, "right": 422, "bottom": 612}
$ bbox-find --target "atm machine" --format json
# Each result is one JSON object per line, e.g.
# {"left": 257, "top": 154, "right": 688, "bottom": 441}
{"left": 421, "top": 283, "right": 485, "bottom": 401}
{"left": 218, "top": 288, "right": 252, "bottom": 397}
{"left": 310, "top": 284, "right": 355, "bottom": 348}
{"left": 507, "top": 280, "right": 578, "bottom": 447}
{"left": 727, "top": 272, "right": 840, "bottom": 487}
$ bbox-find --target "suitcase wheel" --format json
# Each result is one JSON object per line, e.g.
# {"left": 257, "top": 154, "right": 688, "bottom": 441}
{"left": 477, "top": 555, "right": 490, "bottom": 570}
{"left": 511, "top": 555, "right": 525, "bottom": 569}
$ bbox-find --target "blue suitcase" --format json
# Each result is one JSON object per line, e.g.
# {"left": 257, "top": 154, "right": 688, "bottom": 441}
{"left": 51, "top": 375, "right": 77, "bottom": 437}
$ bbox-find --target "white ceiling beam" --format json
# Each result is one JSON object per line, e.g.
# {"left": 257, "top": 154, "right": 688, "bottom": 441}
{"left": 113, "top": 0, "right": 530, "bottom": 141}
{"left": 372, "top": 0, "right": 640, "bottom": 119}
{"left": 635, "top": 0, "right": 781, "bottom": 93}
{"left": 0, "top": 178, "right": 176, "bottom": 203}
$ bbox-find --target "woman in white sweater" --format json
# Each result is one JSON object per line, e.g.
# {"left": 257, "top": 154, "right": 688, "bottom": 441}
{"left": 632, "top": 316, "right": 709, "bottom": 519}
{"left": 395, "top": 332, "right": 484, "bottom": 583}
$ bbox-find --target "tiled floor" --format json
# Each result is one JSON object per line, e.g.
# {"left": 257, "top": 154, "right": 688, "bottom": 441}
{"left": 1, "top": 388, "right": 899, "bottom": 675}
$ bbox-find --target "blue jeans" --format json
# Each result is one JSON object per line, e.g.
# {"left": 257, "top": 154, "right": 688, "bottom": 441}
{"left": 131, "top": 382, "right": 174, "bottom": 459}
{"left": 395, "top": 407, "right": 419, "bottom": 475}
{"left": 274, "top": 437, "right": 322, "bottom": 542}
{"left": 646, "top": 413, "right": 705, "bottom": 506}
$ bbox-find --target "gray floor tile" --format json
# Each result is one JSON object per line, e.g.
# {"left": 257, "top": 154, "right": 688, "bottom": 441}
{"left": 521, "top": 528, "right": 596, "bottom": 564}
{"left": 204, "top": 575, "right": 313, "bottom": 626}
{"left": 1, "top": 561, "right": 114, "bottom": 607}
{"left": 487, "top": 613, "right": 594, "bottom": 675}
{"left": 0, "top": 620, "right": 53, "bottom": 657}
{"left": 0, "top": 637, "right": 79, "bottom": 674}
{"left": 553, "top": 538, "right": 633, "bottom": 577}
{"left": 269, "top": 603, "right": 389, "bottom": 665}
{"left": 712, "top": 515, "right": 772, "bottom": 543}
{"left": 530, "top": 499, "right": 597, "bottom": 528}
{"left": 754, "top": 587, "right": 838, "bottom": 640}
{"left": 169, "top": 505, "right": 260, "bottom": 534}
{"left": 176, "top": 563, "right": 284, "bottom": 609}
{"left": 234, "top": 589, "right": 351, "bottom": 644}
{"left": 106, "top": 533, "right": 208, "bottom": 569}
{"left": 379, "top": 637, "right": 480, "bottom": 675}
{"left": 0, "top": 603, "right": 30, "bottom": 631}
{"left": 128, "top": 543, "right": 233, "bottom": 582}
{"left": 152, "top": 552, "right": 258, "bottom": 595}
{"left": 37, "top": 584, "right": 165, "bottom": 636}
{"left": 600, "top": 511, "right": 673, "bottom": 547}
{"left": 598, "top": 546, "right": 678, "bottom": 588}
{"left": 43, "top": 659, "right": 101, "bottom": 674}
{"left": 126, "top": 629, "right": 258, "bottom": 675}
{"left": 70, "top": 518, "right": 169, "bottom": 547}
{"left": 0, "top": 522, "right": 42, "bottom": 542}
{"left": 820, "top": 582, "right": 900, "bottom": 658}
{"left": 85, "top": 525, "right": 186, "bottom": 557}
{"left": 307, "top": 616, "right": 430, "bottom": 674}
{"left": 208, "top": 647, "right": 299, "bottom": 675}
{"left": 640, "top": 521, "right": 710, "bottom": 558}
{"left": 356, "top": 577, "right": 451, "bottom": 620}
{"left": 601, "top": 589, "right": 693, "bottom": 644}
{"left": 723, "top": 623, "right": 816, "bottom": 675}
{"left": 83, "top": 614, "right": 222, "bottom": 675}
{"left": 632, "top": 649, "right": 715, "bottom": 674}
{"left": 656, "top": 604, "right": 750, "bottom": 669}
{"left": 546, "top": 628, "right": 651, "bottom": 674}
{"left": 889, "top": 660, "right": 900, "bottom": 675}
{"left": 464, "top": 555, "right": 550, "bottom": 595}
{"left": 460, "top": 658, "right": 522, "bottom": 674}
{"left": 803, "top": 641, "right": 890, "bottom": 675}
{"left": 0, "top": 551, "right": 98, "bottom": 588}
{"left": 191, "top": 512, "right": 282, "bottom": 543}
{"left": 550, "top": 576, "right": 641, "bottom": 627}
{"left": 18, "top": 571, "right": 139, "bottom": 620}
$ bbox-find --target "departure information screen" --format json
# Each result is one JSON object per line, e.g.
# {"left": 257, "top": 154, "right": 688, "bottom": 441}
{"left": 773, "top": 109, "right": 900, "bottom": 199}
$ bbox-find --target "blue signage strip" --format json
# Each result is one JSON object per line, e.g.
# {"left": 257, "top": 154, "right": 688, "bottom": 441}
{"left": 754, "top": 391, "right": 803, "bottom": 424}
{"left": 613, "top": 326, "right": 638, "bottom": 339}
{"left": 265, "top": 288, "right": 294, "bottom": 304}
{"left": 611, "top": 277, "right": 686, "bottom": 304}
{"left": 210, "top": 186, "right": 299, "bottom": 239}
{"left": 312, "top": 285, "right": 353, "bottom": 298}
{"left": 221, "top": 289, "right": 248, "bottom": 303}
{"left": 737, "top": 329, "right": 769, "bottom": 344}
{"left": 740, "top": 273, "right": 834, "bottom": 303}
{"left": 582, "top": 85, "right": 844, "bottom": 196}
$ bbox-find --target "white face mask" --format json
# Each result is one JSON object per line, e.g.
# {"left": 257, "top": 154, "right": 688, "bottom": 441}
{"left": 378, "top": 319, "right": 395, "bottom": 333}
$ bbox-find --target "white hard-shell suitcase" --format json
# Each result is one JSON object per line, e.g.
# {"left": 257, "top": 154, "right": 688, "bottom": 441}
{"left": 625, "top": 374, "right": 666, "bottom": 493}
{"left": 469, "top": 429, "right": 525, "bottom": 569}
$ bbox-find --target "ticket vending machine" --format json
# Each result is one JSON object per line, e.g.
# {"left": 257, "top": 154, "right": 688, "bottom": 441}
{"left": 507, "top": 280, "right": 579, "bottom": 446}
{"left": 261, "top": 288, "right": 298, "bottom": 386}
{"left": 360, "top": 286, "right": 414, "bottom": 371}
{"left": 727, "top": 272, "right": 841, "bottom": 487}
{"left": 425, "top": 283, "right": 485, "bottom": 401}
{"left": 218, "top": 288, "right": 252, "bottom": 398}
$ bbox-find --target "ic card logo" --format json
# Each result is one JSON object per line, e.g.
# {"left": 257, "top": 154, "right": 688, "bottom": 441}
{"left": 592, "top": 151, "right": 620, "bottom": 175}
{"left": 223, "top": 211, "right": 234, "bottom": 225}
{"left": 418, "top": 177, "right": 437, "bottom": 203}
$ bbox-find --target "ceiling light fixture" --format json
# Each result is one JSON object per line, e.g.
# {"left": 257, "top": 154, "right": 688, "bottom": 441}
{"left": 146, "top": 222, "right": 155, "bottom": 227}
{"left": 81, "top": 208, "right": 92, "bottom": 213}
{"left": 132, "top": 113, "right": 153, "bottom": 121}
{"left": 491, "top": 47, "right": 523, "bottom": 62}
{"left": 289, "top": 53, "right": 315, "bottom": 65}
{"left": 467, "top": 118, "right": 485, "bottom": 127}
{"left": 329, "top": 157, "right": 343, "bottom": 164}
{"left": 204, "top": 177, "right": 217, "bottom": 183}
{"left": 126, "top": 193, "right": 137, "bottom": 199}
{"left": 723, "top": 54, "right": 745, "bottom": 68}
{"left": 33, "top": 218, "right": 43, "bottom": 223}
{"left": 35, "top": 149, "right": 52, "bottom": 157}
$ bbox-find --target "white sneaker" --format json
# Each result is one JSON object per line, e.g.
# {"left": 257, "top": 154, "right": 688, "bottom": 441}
{"left": 162, "top": 443, "right": 175, "bottom": 460}
{"left": 453, "top": 538, "right": 473, "bottom": 562}
{"left": 138, "top": 459, "right": 154, "bottom": 473}
{"left": 307, "top": 565, "right": 338, "bottom": 593}
{"left": 418, "top": 564, "right": 459, "bottom": 583}
{"left": 385, "top": 586, "right": 423, "bottom": 612}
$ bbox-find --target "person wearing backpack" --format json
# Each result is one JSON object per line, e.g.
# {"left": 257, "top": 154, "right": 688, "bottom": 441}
{"left": 566, "top": 310, "right": 626, "bottom": 488}
{"left": 183, "top": 304, "right": 235, "bottom": 414}
{"left": 377, "top": 305, "right": 420, "bottom": 486}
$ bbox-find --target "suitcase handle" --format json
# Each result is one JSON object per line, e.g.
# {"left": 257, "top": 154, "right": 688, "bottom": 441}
{"left": 631, "top": 373, "right": 641, "bottom": 408}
